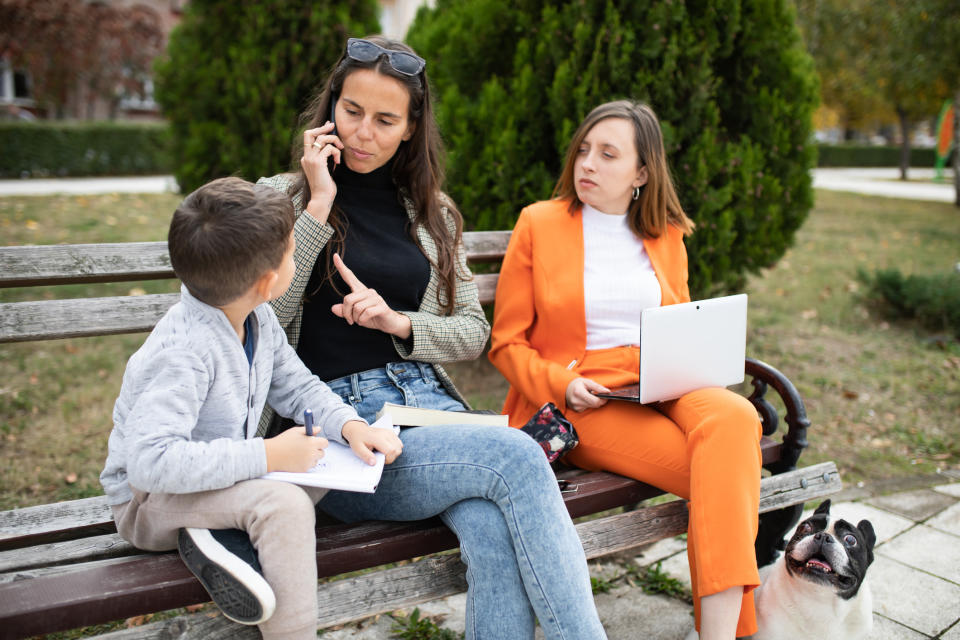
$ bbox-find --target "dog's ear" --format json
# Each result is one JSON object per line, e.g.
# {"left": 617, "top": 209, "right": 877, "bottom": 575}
{"left": 858, "top": 520, "right": 877, "bottom": 560}
{"left": 813, "top": 499, "right": 832, "bottom": 516}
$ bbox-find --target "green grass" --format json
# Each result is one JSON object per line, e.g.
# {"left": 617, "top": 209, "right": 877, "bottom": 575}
{"left": 390, "top": 608, "right": 463, "bottom": 640}
{"left": 1, "top": 193, "right": 180, "bottom": 510}
{"left": 1, "top": 190, "right": 959, "bottom": 510}
{"left": 740, "top": 190, "right": 960, "bottom": 484}
{"left": 589, "top": 559, "right": 691, "bottom": 601}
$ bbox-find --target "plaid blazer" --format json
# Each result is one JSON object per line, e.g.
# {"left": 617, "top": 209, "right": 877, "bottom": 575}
{"left": 256, "top": 173, "right": 489, "bottom": 436}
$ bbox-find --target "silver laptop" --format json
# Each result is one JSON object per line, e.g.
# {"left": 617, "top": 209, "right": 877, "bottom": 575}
{"left": 594, "top": 293, "right": 748, "bottom": 404}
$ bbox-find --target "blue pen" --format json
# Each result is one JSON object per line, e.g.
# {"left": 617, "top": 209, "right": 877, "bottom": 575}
{"left": 304, "top": 409, "right": 314, "bottom": 437}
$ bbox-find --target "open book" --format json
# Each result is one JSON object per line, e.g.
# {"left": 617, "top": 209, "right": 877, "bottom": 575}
{"left": 260, "top": 414, "right": 397, "bottom": 493}
{"left": 376, "top": 402, "right": 509, "bottom": 427}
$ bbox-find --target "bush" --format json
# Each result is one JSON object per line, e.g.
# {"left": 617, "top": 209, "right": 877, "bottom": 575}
{"left": 817, "top": 144, "right": 941, "bottom": 168}
{"left": 407, "top": 0, "right": 819, "bottom": 295}
{"left": 859, "top": 268, "right": 960, "bottom": 340}
{"left": 0, "top": 121, "right": 171, "bottom": 178}
{"left": 154, "top": 0, "right": 380, "bottom": 194}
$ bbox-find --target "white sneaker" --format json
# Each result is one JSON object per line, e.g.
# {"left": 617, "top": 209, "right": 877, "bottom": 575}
{"left": 177, "top": 527, "right": 276, "bottom": 624}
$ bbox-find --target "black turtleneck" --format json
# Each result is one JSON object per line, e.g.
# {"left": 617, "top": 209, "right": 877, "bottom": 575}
{"left": 297, "top": 158, "right": 431, "bottom": 382}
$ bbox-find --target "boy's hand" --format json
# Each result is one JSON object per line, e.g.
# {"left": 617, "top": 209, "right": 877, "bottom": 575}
{"left": 264, "top": 427, "right": 328, "bottom": 472}
{"left": 341, "top": 420, "right": 403, "bottom": 465}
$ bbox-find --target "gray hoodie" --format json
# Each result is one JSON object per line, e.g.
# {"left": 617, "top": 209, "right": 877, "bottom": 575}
{"left": 100, "top": 286, "right": 363, "bottom": 506}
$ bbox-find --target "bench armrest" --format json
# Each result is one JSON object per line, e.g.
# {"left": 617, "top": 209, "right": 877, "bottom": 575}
{"left": 744, "top": 357, "right": 811, "bottom": 474}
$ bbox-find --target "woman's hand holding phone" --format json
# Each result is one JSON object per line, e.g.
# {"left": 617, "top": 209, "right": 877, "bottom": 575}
{"left": 301, "top": 120, "right": 342, "bottom": 224}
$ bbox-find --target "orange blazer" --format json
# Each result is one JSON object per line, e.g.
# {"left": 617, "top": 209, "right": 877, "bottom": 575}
{"left": 488, "top": 198, "right": 691, "bottom": 425}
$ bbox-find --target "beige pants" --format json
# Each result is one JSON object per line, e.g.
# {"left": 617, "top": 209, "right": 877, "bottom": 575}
{"left": 112, "top": 479, "right": 327, "bottom": 640}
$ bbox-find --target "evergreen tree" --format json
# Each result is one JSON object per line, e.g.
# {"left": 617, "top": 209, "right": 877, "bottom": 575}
{"left": 154, "top": 0, "right": 379, "bottom": 193}
{"left": 408, "top": 0, "right": 818, "bottom": 295}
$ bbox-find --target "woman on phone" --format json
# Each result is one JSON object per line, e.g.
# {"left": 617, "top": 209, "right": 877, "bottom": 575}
{"left": 489, "top": 101, "right": 763, "bottom": 640}
{"left": 257, "top": 36, "right": 606, "bottom": 640}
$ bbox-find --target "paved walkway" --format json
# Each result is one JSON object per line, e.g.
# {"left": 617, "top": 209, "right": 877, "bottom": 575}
{"left": 813, "top": 167, "right": 956, "bottom": 203}
{"left": 319, "top": 476, "right": 960, "bottom": 639}
{"left": 0, "top": 169, "right": 956, "bottom": 203}
{"left": 0, "top": 175, "right": 178, "bottom": 196}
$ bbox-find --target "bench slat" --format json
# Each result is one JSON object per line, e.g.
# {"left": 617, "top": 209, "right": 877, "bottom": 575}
{"left": 0, "top": 275, "right": 498, "bottom": 343}
{"left": 0, "top": 293, "right": 180, "bottom": 343}
{"left": 0, "top": 438, "right": 783, "bottom": 554}
{"left": 0, "top": 469, "right": 661, "bottom": 573}
{"left": 5, "top": 462, "right": 839, "bottom": 640}
{"left": 0, "top": 495, "right": 113, "bottom": 551}
{"left": 0, "top": 234, "right": 511, "bottom": 288}
{"left": 0, "top": 533, "right": 134, "bottom": 575}
{"left": 0, "top": 242, "right": 172, "bottom": 288}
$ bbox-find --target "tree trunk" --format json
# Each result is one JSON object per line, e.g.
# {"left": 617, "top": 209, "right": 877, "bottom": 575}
{"left": 897, "top": 106, "right": 911, "bottom": 181}
{"left": 954, "top": 89, "right": 959, "bottom": 207}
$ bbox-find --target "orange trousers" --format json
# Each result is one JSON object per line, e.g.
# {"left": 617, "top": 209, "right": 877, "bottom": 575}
{"left": 563, "top": 346, "right": 762, "bottom": 637}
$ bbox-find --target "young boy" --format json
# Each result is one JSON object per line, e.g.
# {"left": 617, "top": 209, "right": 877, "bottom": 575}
{"left": 100, "top": 177, "right": 402, "bottom": 640}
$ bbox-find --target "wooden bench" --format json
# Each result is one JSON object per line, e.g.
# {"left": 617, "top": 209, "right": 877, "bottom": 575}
{"left": 0, "top": 232, "right": 840, "bottom": 639}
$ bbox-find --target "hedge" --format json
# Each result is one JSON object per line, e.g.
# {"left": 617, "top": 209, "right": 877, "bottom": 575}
{"left": 154, "top": 0, "right": 380, "bottom": 194}
{"left": 817, "top": 144, "right": 944, "bottom": 167}
{"left": 0, "top": 121, "right": 172, "bottom": 178}
{"left": 859, "top": 268, "right": 960, "bottom": 340}
{"left": 408, "top": 0, "right": 820, "bottom": 296}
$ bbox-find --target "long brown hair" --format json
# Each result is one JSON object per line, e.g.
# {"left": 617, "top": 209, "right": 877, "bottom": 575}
{"left": 290, "top": 35, "right": 464, "bottom": 314}
{"left": 553, "top": 100, "right": 695, "bottom": 238}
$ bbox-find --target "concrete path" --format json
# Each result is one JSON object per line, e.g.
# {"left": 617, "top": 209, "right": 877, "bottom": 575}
{"left": 0, "top": 175, "right": 178, "bottom": 196}
{"left": 318, "top": 475, "right": 960, "bottom": 639}
{"left": 813, "top": 167, "right": 956, "bottom": 203}
{"left": 0, "top": 169, "right": 956, "bottom": 203}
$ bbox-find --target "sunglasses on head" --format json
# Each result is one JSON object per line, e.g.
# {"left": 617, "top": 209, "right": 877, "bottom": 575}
{"left": 346, "top": 38, "right": 426, "bottom": 77}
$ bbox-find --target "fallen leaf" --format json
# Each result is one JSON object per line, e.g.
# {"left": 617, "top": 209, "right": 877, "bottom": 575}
{"left": 801, "top": 309, "right": 818, "bottom": 320}
{"left": 64, "top": 344, "right": 78, "bottom": 354}
{"left": 25, "top": 220, "right": 38, "bottom": 230}
{"left": 128, "top": 287, "right": 146, "bottom": 296}
{"left": 185, "top": 604, "right": 205, "bottom": 613}
{"left": 29, "top": 374, "right": 38, "bottom": 384}
{"left": 65, "top": 473, "right": 78, "bottom": 484}
{"left": 98, "top": 369, "right": 108, "bottom": 378}
{"left": 124, "top": 613, "right": 153, "bottom": 627}
{"left": 842, "top": 389, "right": 859, "bottom": 399}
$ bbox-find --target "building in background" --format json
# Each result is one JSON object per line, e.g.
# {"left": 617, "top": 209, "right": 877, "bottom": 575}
{"left": 0, "top": 0, "right": 183, "bottom": 121}
{"left": 0, "top": 0, "right": 428, "bottom": 122}
{"left": 380, "top": 0, "right": 432, "bottom": 39}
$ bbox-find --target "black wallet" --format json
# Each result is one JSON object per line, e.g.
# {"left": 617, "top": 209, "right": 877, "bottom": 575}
{"left": 519, "top": 402, "right": 579, "bottom": 462}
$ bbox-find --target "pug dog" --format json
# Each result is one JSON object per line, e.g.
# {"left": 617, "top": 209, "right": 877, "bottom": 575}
{"left": 753, "top": 499, "right": 876, "bottom": 640}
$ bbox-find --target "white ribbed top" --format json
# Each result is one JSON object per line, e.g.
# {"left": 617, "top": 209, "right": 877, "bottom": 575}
{"left": 582, "top": 203, "right": 661, "bottom": 349}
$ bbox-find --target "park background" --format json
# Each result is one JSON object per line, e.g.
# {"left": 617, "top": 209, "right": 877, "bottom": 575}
{"left": 0, "top": 1, "right": 958, "bottom": 637}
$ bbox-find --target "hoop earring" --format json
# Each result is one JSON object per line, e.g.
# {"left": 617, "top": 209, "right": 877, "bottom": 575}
{"left": 632, "top": 186, "right": 641, "bottom": 201}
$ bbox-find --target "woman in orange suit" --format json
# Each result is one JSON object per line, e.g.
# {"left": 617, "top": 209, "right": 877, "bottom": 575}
{"left": 489, "top": 100, "right": 762, "bottom": 640}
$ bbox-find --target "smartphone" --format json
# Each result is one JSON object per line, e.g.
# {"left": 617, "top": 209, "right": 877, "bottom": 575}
{"left": 328, "top": 94, "right": 338, "bottom": 137}
{"left": 327, "top": 95, "right": 338, "bottom": 173}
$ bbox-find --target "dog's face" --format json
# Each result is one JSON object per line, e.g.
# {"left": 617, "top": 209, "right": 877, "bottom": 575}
{"left": 784, "top": 499, "right": 877, "bottom": 600}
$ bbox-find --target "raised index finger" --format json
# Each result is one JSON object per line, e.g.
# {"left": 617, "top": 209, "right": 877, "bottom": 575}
{"left": 333, "top": 253, "right": 366, "bottom": 292}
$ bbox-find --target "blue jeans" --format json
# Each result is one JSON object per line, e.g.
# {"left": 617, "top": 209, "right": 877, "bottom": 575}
{"left": 320, "top": 362, "right": 606, "bottom": 640}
